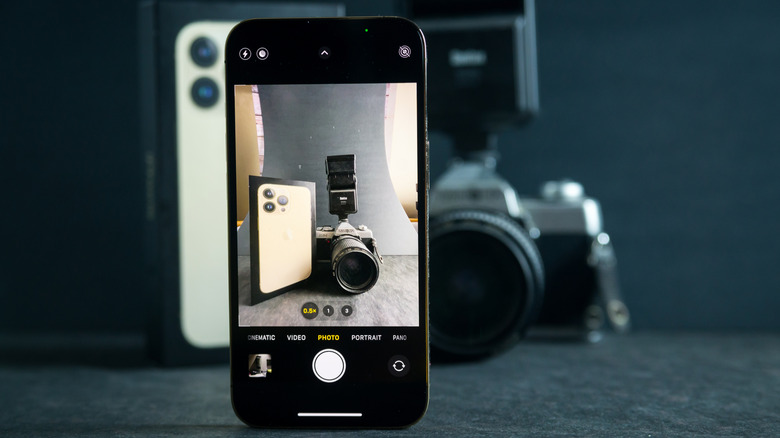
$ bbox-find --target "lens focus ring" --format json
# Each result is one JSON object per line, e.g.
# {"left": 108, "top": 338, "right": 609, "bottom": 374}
{"left": 330, "top": 235, "right": 380, "bottom": 294}
{"left": 429, "top": 210, "right": 545, "bottom": 359}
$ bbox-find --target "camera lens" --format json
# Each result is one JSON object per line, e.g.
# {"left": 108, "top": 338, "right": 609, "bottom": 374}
{"left": 191, "top": 77, "right": 219, "bottom": 108}
{"left": 263, "top": 202, "right": 275, "bottom": 213}
{"left": 262, "top": 188, "right": 275, "bottom": 199}
{"left": 429, "top": 210, "right": 544, "bottom": 360}
{"left": 190, "top": 37, "right": 218, "bottom": 67}
{"left": 330, "top": 236, "right": 380, "bottom": 293}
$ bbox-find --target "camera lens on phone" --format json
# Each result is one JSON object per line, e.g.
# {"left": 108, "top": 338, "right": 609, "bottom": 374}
{"left": 191, "top": 37, "right": 218, "bottom": 67}
{"left": 262, "top": 188, "right": 275, "bottom": 199}
{"left": 191, "top": 77, "right": 219, "bottom": 108}
{"left": 330, "top": 236, "right": 380, "bottom": 294}
{"left": 263, "top": 202, "right": 275, "bottom": 213}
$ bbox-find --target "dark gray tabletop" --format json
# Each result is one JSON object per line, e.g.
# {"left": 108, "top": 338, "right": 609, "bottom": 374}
{"left": 1, "top": 332, "right": 778, "bottom": 437}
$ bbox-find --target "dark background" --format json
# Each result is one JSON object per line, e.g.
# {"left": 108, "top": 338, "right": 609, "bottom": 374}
{"left": 2, "top": 0, "right": 779, "bottom": 338}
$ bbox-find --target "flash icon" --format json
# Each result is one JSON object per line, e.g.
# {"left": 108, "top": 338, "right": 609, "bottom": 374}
{"left": 239, "top": 47, "right": 252, "bottom": 60}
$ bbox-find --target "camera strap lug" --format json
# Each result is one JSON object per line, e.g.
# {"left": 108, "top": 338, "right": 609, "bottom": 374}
{"left": 371, "top": 238, "right": 384, "bottom": 264}
{"left": 588, "top": 233, "right": 630, "bottom": 333}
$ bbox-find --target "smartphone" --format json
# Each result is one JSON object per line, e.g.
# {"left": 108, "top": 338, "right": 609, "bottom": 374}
{"left": 249, "top": 177, "right": 315, "bottom": 302}
{"left": 225, "top": 18, "right": 428, "bottom": 427}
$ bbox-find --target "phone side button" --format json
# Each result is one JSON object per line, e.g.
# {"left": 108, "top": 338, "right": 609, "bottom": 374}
{"left": 312, "top": 349, "right": 346, "bottom": 383}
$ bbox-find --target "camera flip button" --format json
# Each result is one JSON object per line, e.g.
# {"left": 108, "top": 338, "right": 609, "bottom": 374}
{"left": 312, "top": 349, "right": 346, "bottom": 383}
{"left": 388, "top": 355, "right": 410, "bottom": 377}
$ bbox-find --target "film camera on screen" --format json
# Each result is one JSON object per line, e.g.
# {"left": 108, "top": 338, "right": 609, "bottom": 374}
{"left": 429, "top": 152, "right": 630, "bottom": 360}
{"left": 316, "top": 154, "right": 382, "bottom": 294}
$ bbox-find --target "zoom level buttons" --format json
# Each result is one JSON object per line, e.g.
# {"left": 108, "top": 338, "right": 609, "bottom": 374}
{"left": 301, "top": 301, "right": 354, "bottom": 320}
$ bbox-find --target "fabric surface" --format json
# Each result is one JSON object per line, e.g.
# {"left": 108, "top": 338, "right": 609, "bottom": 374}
{"left": 1, "top": 332, "right": 777, "bottom": 437}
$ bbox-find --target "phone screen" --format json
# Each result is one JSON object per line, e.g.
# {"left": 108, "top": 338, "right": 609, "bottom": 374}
{"left": 225, "top": 18, "right": 427, "bottom": 427}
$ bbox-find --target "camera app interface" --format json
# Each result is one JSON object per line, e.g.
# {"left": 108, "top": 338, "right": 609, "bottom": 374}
{"left": 234, "top": 83, "right": 419, "bottom": 328}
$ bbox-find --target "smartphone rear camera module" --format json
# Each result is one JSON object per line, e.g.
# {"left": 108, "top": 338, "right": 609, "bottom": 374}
{"left": 191, "top": 37, "right": 218, "bottom": 67}
{"left": 263, "top": 202, "right": 276, "bottom": 213}
{"left": 191, "top": 77, "right": 219, "bottom": 108}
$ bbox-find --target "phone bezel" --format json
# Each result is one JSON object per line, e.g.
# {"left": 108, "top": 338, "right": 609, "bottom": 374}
{"left": 225, "top": 17, "right": 428, "bottom": 428}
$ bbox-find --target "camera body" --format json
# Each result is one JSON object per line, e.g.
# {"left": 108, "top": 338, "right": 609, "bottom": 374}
{"left": 429, "top": 156, "right": 629, "bottom": 359}
{"left": 316, "top": 223, "right": 379, "bottom": 260}
{"left": 316, "top": 223, "right": 382, "bottom": 293}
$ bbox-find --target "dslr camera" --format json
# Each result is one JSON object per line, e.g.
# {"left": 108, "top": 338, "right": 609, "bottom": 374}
{"left": 429, "top": 152, "right": 630, "bottom": 360}
{"left": 316, "top": 155, "right": 382, "bottom": 293}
